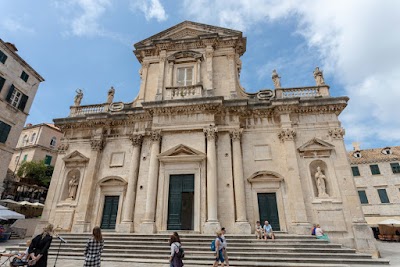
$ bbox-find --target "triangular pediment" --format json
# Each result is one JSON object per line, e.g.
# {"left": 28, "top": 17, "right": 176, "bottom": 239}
{"left": 158, "top": 144, "right": 206, "bottom": 162}
{"left": 135, "top": 21, "right": 242, "bottom": 47}
{"left": 63, "top": 150, "right": 89, "bottom": 163}
{"left": 298, "top": 138, "right": 335, "bottom": 158}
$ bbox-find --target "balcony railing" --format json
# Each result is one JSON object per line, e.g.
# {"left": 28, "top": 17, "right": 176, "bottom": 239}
{"left": 165, "top": 85, "right": 203, "bottom": 100}
{"left": 275, "top": 86, "right": 329, "bottom": 99}
{"left": 70, "top": 104, "right": 108, "bottom": 117}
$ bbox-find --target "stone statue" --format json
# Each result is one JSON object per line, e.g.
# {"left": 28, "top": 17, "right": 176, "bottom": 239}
{"left": 107, "top": 86, "right": 115, "bottom": 103}
{"left": 313, "top": 67, "right": 325, "bottom": 86}
{"left": 74, "top": 89, "right": 83, "bottom": 106}
{"left": 271, "top": 69, "right": 281, "bottom": 88}
{"left": 315, "top": 166, "right": 329, "bottom": 197}
{"left": 68, "top": 175, "right": 79, "bottom": 200}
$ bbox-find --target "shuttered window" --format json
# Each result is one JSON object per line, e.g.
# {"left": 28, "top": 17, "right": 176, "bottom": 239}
{"left": 6, "top": 85, "right": 28, "bottom": 112}
{"left": 44, "top": 155, "right": 52, "bottom": 165}
{"left": 351, "top": 166, "right": 360, "bottom": 176}
{"left": 358, "top": 190, "right": 368, "bottom": 204}
{"left": 20, "top": 71, "right": 29, "bottom": 82}
{"left": 0, "top": 121, "right": 11, "bottom": 143}
{"left": 377, "top": 189, "right": 390, "bottom": 203}
{"left": 390, "top": 163, "right": 400, "bottom": 174}
{"left": 0, "top": 76, "right": 5, "bottom": 93}
{"left": 0, "top": 50, "right": 7, "bottom": 64}
{"left": 370, "top": 164, "right": 381, "bottom": 175}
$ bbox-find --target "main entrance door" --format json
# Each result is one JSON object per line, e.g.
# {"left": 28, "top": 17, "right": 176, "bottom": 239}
{"left": 101, "top": 196, "right": 119, "bottom": 230}
{"left": 167, "top": 174, "right": 194, "bottom": 230}
{"left": 258, "top": 193, "right": 280, "bottom": 231}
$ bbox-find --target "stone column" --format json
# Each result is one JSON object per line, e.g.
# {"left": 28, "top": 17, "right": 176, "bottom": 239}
{"left": 119, "top": 134, "right": 143, "bottom": 232}
{"left": 140, "top": 131, "right": 161, "bottom": 233}
{"left": 135, "top": 62, "right": 149, "bottom": 106}
{"left": 73, "top": 137, "right": 104, "bottom": 233}
{"left": 156, "top": 50, "right": 167, "bottom": 100}
{"left": 205, "top": 45, "right": 214, "bottom": 91}
{"left": 230, "top": 129, "right": 251, "bottom": 234}
{"left": 203, "top": 126, "right": 220, "bottom": 233}
{"left": 278, "top": 115, "right": 311, "bottom": 234}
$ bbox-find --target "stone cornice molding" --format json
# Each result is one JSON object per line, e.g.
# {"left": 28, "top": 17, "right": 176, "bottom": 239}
{"left": 130, "top": 134, "right": 144, "bottom": 147}
{"left": 204, "top": 126, "right": 218, "bottom": 140}
{"left": 145, "top": 103, "right": 223, "bottom": 116}
{"left": 167, "top": 50, "right": 203, "bottom": 62}
{"left": 278, "top": 129, "right": 296, "bottom": 142}
{"left": 230, "top": 128, "right": 243, "bottom": 141}
{"left": 329, "top": 127, "right": 345, "bottom": 139}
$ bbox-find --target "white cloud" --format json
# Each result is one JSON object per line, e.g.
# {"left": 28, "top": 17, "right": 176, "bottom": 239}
{"left": 0, "top": 18, "right": 35, "bottom": 34}
{"left": 181, "top": 0, "right": 400, "bottom": 148}
{"left": 130, "top": 0, "right": 168, "bottom": 22}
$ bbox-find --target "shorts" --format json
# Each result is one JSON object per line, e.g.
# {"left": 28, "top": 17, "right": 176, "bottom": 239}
{"left": 215, "top": 250, "right": 225, "bottom": 263}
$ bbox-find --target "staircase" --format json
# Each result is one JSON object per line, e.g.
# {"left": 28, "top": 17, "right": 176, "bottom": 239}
{"left": 14, "top": 233, "right": 390, "bottom": 266}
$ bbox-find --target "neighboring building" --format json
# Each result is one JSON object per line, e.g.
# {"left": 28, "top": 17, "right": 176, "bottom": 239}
{"left": 349, "top": 144, "right": 400, "bottom": 226}
{"left": 8, "top": 123, "right": 63, "bottom": 173}
{"left": 38, "top": 21, "right": 376, "bottom": 254}
{"left": 0, "top": 40, "right": 45, "bottom": 193}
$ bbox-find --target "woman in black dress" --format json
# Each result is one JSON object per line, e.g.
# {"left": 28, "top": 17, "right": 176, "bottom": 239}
{"left": 28, "top": 224, "right": 53, "bottom": 267}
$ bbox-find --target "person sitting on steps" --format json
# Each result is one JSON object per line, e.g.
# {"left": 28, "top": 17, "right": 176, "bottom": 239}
{"left": 263, "top": 221, "right": 275, "bottom": 241}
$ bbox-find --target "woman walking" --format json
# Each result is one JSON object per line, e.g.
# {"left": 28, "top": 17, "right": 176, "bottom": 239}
{"left": 84, "top": 226, "right": 104, "bottom": 267}
{"left": 169, "top": 233, "right": 184, "bottom": 267}
{"left": 27, "top": 224, "right": 53, "bottom": 267}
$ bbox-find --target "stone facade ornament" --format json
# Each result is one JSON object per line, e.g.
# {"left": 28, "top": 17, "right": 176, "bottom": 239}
{"left": 67, "top": 175, "right": 79, "bottom": 200}
{"left": 313, "top": 67, "right": 325, "bottom": 86}
{"left": 230, "top": 129, "right": 243, "bottom": 141}
{"left": 272, "top": 69, "right": 281, "bottom": 88}
{"left": 57, "top": 143, "right": 69, "bottom": 154}
{"left": 204, "top": 126, "right": 218, "bottom": 140}
{"left": 130, "top": 134, "right": 144, "bottom": 147}
{"left": 315, "top": 166, "right": 329, "bottom": 197}
{"left": 149, "top": 130, "right": 161, "bottom": 142}
{"left": 90, "top": 139, "right": 104, "bottom": 151}
{"left": 74, "top": 89, "right": 83, "bottom": 106}
{"left": 257, "top": 89, "right": 274, "bottom": 100}
{"left": 107, "top": 86, "right": 115, "bottom": 104}
{"left": 329, "top": 127, "right": 345, "bottom": 139}
{"left": 278, "top": 129, "right": 296, "bottom": 142}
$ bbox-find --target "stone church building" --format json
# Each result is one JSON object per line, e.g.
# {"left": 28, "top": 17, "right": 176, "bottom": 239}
{"left": 38, "top": 21, "right": 377, "bottom": 254}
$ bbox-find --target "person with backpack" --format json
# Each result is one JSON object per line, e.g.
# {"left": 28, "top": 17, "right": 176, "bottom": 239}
{"left": 212, "top": 231, "right": 225, "bottom": 267}
{"left": 220, "top": 228, "right": 229, "bottom": 267}
{"left": 169, "top": 234, "right": 184, "bottom": 267}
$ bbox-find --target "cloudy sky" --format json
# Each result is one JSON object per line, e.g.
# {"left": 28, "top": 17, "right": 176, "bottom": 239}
{"left": 1, "top": 0, "right": 399, "bottom": 150}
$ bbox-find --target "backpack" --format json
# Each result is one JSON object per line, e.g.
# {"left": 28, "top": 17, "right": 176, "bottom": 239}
{"left": 175, "top": 243, "right": 185, "bottom": 259}
{"left": 210, "top": 237, "right": 222, "bottom": 251}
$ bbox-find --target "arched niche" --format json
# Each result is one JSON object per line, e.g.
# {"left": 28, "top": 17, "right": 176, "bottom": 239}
{"left": 63, "top": 169, "right": 81, "bottom": 201}
{"left": 309, "top": 160, "right": 330, "bottom": 198}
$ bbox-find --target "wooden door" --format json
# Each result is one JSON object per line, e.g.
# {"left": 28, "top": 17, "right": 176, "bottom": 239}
{"left": 101, "top": 196, "right": 119, "bottom": 229}
{"left": 258, "top": 193, "right": 280, "bottom": 231}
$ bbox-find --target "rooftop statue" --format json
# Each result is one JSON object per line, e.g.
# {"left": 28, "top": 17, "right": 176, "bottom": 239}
{"left": 313, "top": 67, "right": 325, "bottom": 86}
{"left": 74, "top": 89, "right": 83, "bottom": 106}
{"left": 271, "top": 69, "right": 281, "bottom": 88}
{"left": 107, "top": 86, "right": 115, "bottom": 104}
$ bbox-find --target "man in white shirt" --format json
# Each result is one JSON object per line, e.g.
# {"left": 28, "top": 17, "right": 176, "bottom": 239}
{"left": 221, "top": 227, "right": 229, "bottom": 267}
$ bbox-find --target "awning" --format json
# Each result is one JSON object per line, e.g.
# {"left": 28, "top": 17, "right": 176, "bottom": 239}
{"left": 0, "top": 209, "right": 25, "bottom": 220}
{"left": 378, "top": 219, "right": 400, "bottom": 227}
{"left": 365, "top": 216, "right": 400, "bottom": 227}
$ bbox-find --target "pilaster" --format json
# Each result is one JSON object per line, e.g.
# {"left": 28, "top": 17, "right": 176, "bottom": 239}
{"left": 156, "top": 50, "right": 167, "bottom": 100}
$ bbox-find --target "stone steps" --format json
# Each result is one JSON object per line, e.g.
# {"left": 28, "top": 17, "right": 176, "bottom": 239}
{"left": 11, "top": 233, "right": 389, "bottom": 266}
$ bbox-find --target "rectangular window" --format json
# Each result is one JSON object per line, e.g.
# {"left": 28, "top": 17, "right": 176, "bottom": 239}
{"left": 351, "top": 166, "right": 360, "bottom": 176}
{"left": 44, "top": 155, "right": 52, "bottom": 165}
{"left": 377, "top": 189, "right": 390, "bottom": 203}
{"left": 0, "top": 121, "right": 12, "bottom": 143}
{"left": 6, "top": 85, "right": 28, "bottom": 112}
{"left": 20, "top": 71, "right": 29, "bottom": 82}
{"left": 358, "top": 190, "right": 369, "bottom": 204}
{"left": 0, "top": 76, "right": 5, "bottom": 93}
{"left": 177, "top": 67, "right": 193, "bottom": 86}
{"left": 0, "top": 50, "right": 7, "bottom": 64}
{"left": 22, "top": 154, "right": 27, "bottom": 162}
{"left": 390, "top": 163, "right": 400, "bottom": 174}
{"left": 370, "top": 164, "right": 381, "bottom": 175}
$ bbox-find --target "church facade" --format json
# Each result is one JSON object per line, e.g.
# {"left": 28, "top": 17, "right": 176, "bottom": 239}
{"left": 38, "top": 21, "right": 377, "bottom": 254}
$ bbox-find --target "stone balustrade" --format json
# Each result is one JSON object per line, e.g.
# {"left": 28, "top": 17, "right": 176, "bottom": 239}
{"left": 70, "top": 103, "right": 108, "bottom": 117}
{"left": 275, "top": 85, "right": 330, "bottom": 99}
{"left": 165, "top": 84, "right": 203, "bottom": 100}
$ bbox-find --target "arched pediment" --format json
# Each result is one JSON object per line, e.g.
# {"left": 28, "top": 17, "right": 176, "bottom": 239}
{"left": 167, "top": 50, "right": 203, "bottom": 62}
{"left": 98, "top": 176, "right": 127, "bottom": 186}
{"left": 247, "top": 171, "right": 284, "bottom": 183}
{"left": 158, "top": 144, "right": 206, "bottom": 163}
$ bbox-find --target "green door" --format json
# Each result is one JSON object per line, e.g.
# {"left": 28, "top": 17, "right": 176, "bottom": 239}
{"left": 167, "top": 175, "right": 194, "bottom": 230}
{"left": 101, "top": 196, "right": 119, "bottom": 230}
{"left": 258, "top": 193, "right": 280, "bottom": 231}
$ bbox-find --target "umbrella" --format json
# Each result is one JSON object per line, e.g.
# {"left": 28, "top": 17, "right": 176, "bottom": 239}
{"left": 0, "top": 209, "right": 25, "bottom": 220}
{"left": 18, "top": 201, "right": 32, "bottom": 206}
{"left": 31, "top": 202, "right": 44, "bottom": 208}
{"left": 0, "top": 205, "right": 8, "bottom": 210}
{"left": 378, "top": 219, "right": 400, "bottom": 227}
{"left": 0, "top": 199, "right": 19, "bottom": 205}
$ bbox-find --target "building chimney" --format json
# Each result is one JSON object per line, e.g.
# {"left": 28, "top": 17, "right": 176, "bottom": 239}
{"left": 5, "top": 42, "right": 18, "bottom": 52}
{"left": 352, "top": 142, "right": 361, "bottom": 151}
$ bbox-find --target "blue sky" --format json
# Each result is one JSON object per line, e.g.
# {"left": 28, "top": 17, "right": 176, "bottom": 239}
{"left": 1, "top": 0, "right": 399, "bottom": 150}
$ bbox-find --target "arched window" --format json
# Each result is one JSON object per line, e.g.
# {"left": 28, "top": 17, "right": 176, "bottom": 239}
{"left": 22, "top": 135, "right": 28, "bottom": 145}
{"left": 50, "top": 137, "right": 57, "bottom": 147}
{"left": 30, "top": 133, "right": 36, "bottom": 143}
{"left": 382, "top": 147, "right": 392, "bottom": 155}
{"left": 353, "top": 151, "right": 362, "bottom": 158}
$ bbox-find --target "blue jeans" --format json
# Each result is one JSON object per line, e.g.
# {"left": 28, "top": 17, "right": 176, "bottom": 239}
{"left": 215, "top": 249, "right": 225, "bottom": 263}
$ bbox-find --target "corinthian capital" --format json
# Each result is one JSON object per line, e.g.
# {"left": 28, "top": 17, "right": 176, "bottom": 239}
{"left": 149, "top": 130, "right": 161, "bottom": 142}
{"left": 90, "top": 139, "right": 105, "bottom": 151}
{"left": 329, "top": 127, "right": 345, "bottom": 139}
{"left": 278, "top": 129, "right": 296, "bottom": 142}
{"left": 130, "top": 134, "right": 144, "bottom": 146}
{"left": 230, "top": 128, "right": 243, "bottom": 141}
{"left": 204, "top": 126, "right": 218, "bottom": 140}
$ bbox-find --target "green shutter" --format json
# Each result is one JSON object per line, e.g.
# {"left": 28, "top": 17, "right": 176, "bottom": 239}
{"left": 18, "top": 94, "right": 28, "bottom": 112}
{"left": 390, "top": 163, "right": 400, "bottom": 174}
{"left": 44, "top": 155, "right": 52, "bottom": 165}
{"left": 6, "top": 84, "right": 15, "bottom": 101}
{"left": 358, "top": 190, "right": 368, "bottom": 204}
{"left": 0, "top": 76, "right": 5, "bottom": 93}
{"left": 22, "top": 155, "right": 27, "bottom": 162}
{"left": 351, "top": 166, "right": 360, "bottom": 176}
{"left": 377, "top": 189, "right": 390, "bottom": 203}
{"left": 0, "top": 121, "right": 12, "bottom": 143}
{"left": 370, "top": 164, "right": 381, "bottom": 175}
{"left": 0, "top": 50, "right": 7, "bottom": 64}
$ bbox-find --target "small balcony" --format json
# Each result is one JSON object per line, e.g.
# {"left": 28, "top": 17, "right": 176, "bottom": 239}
{"left": 275, "top": 85, "right": 330, "bottom": 99}
{"left": 165, "top": 84, "right": 204, "bottom": 100}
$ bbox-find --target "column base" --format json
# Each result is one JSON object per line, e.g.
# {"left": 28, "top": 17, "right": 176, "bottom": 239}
{"left": 117, "top": 222, "right": 134, "bottom": 233}
{"left": 72, "top": 221, "right": 91, "bottom": 233}
{"left": 139, "top": 221, "right": 156, "bottom": 234}
{"left": 234, "top": 221, "right": 251, "bottom": 234}
{"left": 203, "top": 221, "right": 221, "bottom": 234}
{"left": 291, "top": 222, "right": 312, "bottom": 235}
{"left": 352, "top": 222, "right": 379, "bottom": 257}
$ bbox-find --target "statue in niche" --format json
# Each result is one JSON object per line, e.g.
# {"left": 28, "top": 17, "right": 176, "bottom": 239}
{"left": 68, "top": 175, "right": 79, "bottom": 200}
{"left": 313, "top": 67, "right": 325, "bottom": 86}
{"left": 74, "top": 89, "right": 83, "bottom": 106}
{"left": 107, "top": 86, "right": 115, "bottom": 103}
{"left": 271, "top": 69, "right": 281, "bottom": 88}
{"left": 315, "top": 166, "right": 329, "bottom": 197}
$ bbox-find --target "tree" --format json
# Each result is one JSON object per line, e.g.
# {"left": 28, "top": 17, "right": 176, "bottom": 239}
{"left": 17, "top": 161, "right": 54, "bottom": 187}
